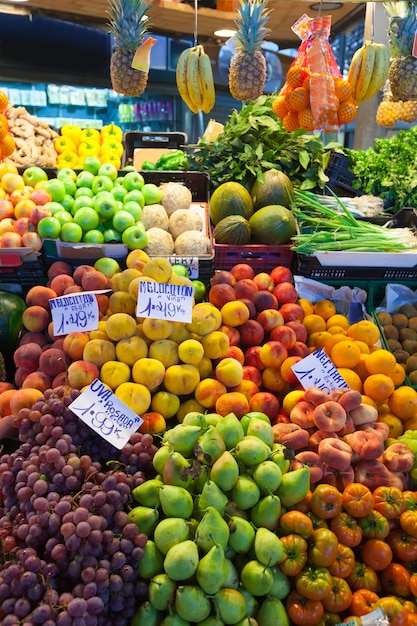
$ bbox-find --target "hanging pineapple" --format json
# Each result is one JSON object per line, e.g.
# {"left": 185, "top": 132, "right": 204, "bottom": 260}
{"left": 229, "top": 0, "right": 271, "bottom": 102}
{"left": 107, "top": 0, "right": 155, "bottom": 97}
{"left": 384, "top": 1, "right": 417, "bottom": 101}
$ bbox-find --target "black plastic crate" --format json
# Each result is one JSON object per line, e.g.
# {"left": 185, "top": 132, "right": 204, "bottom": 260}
{"left": 325, "top": 152, "right": 362, "bottom": 197}
{"left": 296, "top": 255, "right": 417, "bottom": 281}
{"left": 122, "top": 131, "right": 188, "bottom": 168}
{"left": 0, "top": 259, "right": 48, "bottom": 295}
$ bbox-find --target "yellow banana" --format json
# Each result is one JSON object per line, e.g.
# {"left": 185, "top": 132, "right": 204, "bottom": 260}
{"left": 176, "top": 47, "right": 199, "bottom": 114}
{"left": 186, "top": 45, "right": 204, "bottom": 111}
{"left": 347, "top": 46, "right": 364, "bottom": 95}
{"left": 198, "top": 45, "right": 216, "bottom": 114}
{"left": 355, "top": 41, "right": 377, "bottom": 104}
{"left": 363, "top": 43, "right": 390, "bottom": 100}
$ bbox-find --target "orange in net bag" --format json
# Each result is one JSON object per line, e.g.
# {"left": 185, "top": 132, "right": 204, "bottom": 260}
{"left": 272, "top": 14, "right": 356, "bottom": 132}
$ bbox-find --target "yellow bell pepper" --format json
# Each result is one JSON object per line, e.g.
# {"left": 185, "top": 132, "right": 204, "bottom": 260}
{"left": 100, "top": 152, "right": 121, "bottom": 169}
{"left": 100, "top": 140, "right": 124, "bottom": 158}
{"left": 101, "top": 122, "right": 123, "bottom": 143}
{"left": 55, "top": 136, "right": 78, "bottom": 155}
{"left": 60, "top": 124, "right": 82, "bottom": 147}
{"left": 57, "top": 150, "right": 79, "bottom": 168}
{"left": 78, "top": 140, "right": 101, "bottom": 157}
{"left": 79, "top": 127, "right": 101, "bottom": 144}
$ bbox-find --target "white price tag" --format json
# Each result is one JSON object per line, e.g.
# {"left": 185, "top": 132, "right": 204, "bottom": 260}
{"left": 69, "top": 379, "right": 143, "bottom": 449}
{"left": 136, "top": 279, "right": 193, "bottom": 322}
{"left": 50, "top": 291, "right": 101, "bottom": 336}
{"left": 168, "top": 256, "right": 199, "bottom": 279}
{"left": 291, "top": 348, "right": 349, "bottom": 393}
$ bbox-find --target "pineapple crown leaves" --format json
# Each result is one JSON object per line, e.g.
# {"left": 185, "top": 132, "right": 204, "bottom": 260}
{"left": 383, "top": 1, "right": 417, "bottom": 19}
{"left": 107, "top": 0, "right": 151, "bottom": 49}
{"left": 234, "top": 0, "right": 271, "bottom": 52}
{"left": 385, "top": 1, "right": 417, "bottom": 57}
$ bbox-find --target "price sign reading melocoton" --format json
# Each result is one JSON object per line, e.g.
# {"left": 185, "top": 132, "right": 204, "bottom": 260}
{"left": 291, "top": 348, "right": 349, "bottom": 394}
{"left": 136, "top": 279, "right": 194, "bottom": 323}
{"left": 69, "top": 378, "right": 143, "bottom": 449}
{"left": 49, "top": 291, "right": 105, "bottom": 336}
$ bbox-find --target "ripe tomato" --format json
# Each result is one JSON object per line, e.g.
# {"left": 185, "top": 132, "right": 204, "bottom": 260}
{"left": 317, "top": 611, "right": 341, "bottom": 626}
{"left": 358, "top": 509, "right": 390, "bottom": 539}
{"left": 308, "top": 528, "right": 339, "bottom": 568}
{"left": 279, "top": 534, "right": 308, "bottom": 577}
{"left": 295, "top": 565, "right": 333, "bottom": 601}
{"left": 407, "top": 614, "right": 417, "bottom": 626}
{"left": 328, "top": 542, "right": 355, "bottom": 579}
{"left": 342, "top": 483, "right": 374, "bottom": 518}
{"left": 347, "top": 561, "right": 379, "bottom": 592}
{"left": 330, "top": 512, "right": 362, "bottom": 548}
{"left": 410, "top": 573, "right": 417, "bottom": 597}
{"left": 360, "top": 538, "right": 393, "bottom": 571}
{"left": 322, "top": 576, "right": 352, "bottom": 613}
{"left": 279, "top": 510, "right": 314, "bottom": 539}
{"left": 403, "top": 490, "right": 417, "bottom": 511}
{"left": 292, "top": 490, "right": 312, "bottom": 514}
{"left": 373, "top": 485, "right": 405, "bottom": 519}
{"left": 381, "top": 562, "right": 411, "bottom": 598}
{"left": 400, "top": 510, "right": 417, "bottom": 538}
{"left": 310, "top": 484, "right": 343, "bottom": 520}
{"left": 308, "top": 512, "right": 329, "bottom": 530}
{"left": 374, "top": 596, "right": 408, "bottom": 626}
{"left": 349, "top": 589, "right": 379, "bottom": 617}
{"left": 285, "top": 589, "right": 324, "bottom": 626}
{"left": 387, "top": 529, "right": 417, "bottom": 562}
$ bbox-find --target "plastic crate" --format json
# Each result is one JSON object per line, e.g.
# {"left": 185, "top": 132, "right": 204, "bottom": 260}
{"left": 0, "top": 258, "right": 48, "bottom": 295}
{"left": 122, "top": 131, "right": 188, "bottom": 168}
{"left": 325, "top": 152, "right": 362, "bottom": 197}
{"left": 213, "top": 242, "right": 294, "bottom": 274}
{"left": 295, "top": 255, "right": 417, "bottom": 281}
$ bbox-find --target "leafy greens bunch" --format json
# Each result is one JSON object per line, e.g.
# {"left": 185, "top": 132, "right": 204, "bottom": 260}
{"left": 188, "top": 95, "right": 340, "bottom": 192}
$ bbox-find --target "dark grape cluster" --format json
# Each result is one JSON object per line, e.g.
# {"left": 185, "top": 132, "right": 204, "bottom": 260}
{"left": 0, "top": 386, "right": 158, "bottom": 625}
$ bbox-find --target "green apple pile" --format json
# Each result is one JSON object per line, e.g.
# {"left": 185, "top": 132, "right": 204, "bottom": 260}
{"left": 130, "top": 410, "right": 310, "bottom": 625}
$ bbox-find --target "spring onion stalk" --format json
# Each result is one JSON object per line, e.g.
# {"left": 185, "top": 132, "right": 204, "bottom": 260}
{"left": 291, "top": 189, "right": 417, "bottom": 255}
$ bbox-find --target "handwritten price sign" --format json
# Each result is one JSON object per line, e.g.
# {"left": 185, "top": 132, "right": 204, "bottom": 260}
{"left": 291, "top": 348, "right": 349, "bottom": 394}
{"left": 50, "top": 292, "right": 100, "bottom": 336}
{"left": 136, "top": 280, "right": 193, "bottom": 323}
{"left": 69, "top": 379, "right": 143, "bottom": 449}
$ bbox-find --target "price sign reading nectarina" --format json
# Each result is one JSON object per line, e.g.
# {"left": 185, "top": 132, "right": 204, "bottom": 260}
{"left": 136, "top": 280, "right": 193, "bottom": 323}
{"left": 69, "top": 378, "right": 143, "bottom": 449}
{"left": 49, "top": 291, "right": 104, "bottom": 336}
{"left": 291, "top": 348, "right": 349, "bottom": 394}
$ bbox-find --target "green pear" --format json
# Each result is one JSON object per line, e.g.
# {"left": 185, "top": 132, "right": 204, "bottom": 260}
{"left": 240, "top": 411, "right": 270, "bottom": 434}
{"left": 214, "top": 588, "right": 247, "bottom": 625}
{"left": 153, "top": 444, "right": 171, "bottom": 475}
{"left": 196, "top": 426, "right": 226, "bottom": 465}
{"left": 203, "top": 412, "right": 223, "bottom": 427}
{"left": 160, "top": 609, "right": 191, "bottom": 626}
{"left": 175, "top": 585, "right": 212, "bottom": 622}
{"left": 235, "top": 618, "right": 259, "bottom": 626}
{"left": 196, "top": 542, "right": 228, "bottom": 594}
{"left": 252, "top": 460, "right": 282, "bottom": 494}
{"left": 127, "top": 506, "right": 159, "bottom": 537}
{"left": 270, "top": 443, "right": 292, "bottom": 474}
{"left": 246, "top": 419, "right": 274, "bottom": 447}
{"left": 238, "top": 584, "right": 259, "bottom": 617}
{"left": 137, "top": 540, "right": 164, "bottom": 579}
{"left": 148, "top": 573, "right": 177, "bottom": 611}
{"left": 163, "top": 424, "right": 203, "bottom": 457}
{"left": 222, "top": 557, "right": 240, "bottom": 589}
{"left": 256, "top": 597, "right": 289, "bottom": 626}
{"left": 195, "top": 506, "right": 230, "bottom": 553}
{"left": 210, "top": 450, "right": 240, "bottom": 492}
{"left": 228, "top": 516, "right": 255, "bottom": 555}
{"left": 250, "top": 494, "right": 282, "bottom": 531}
{"left": 268, "top": 566, "right": 291, "bottom": 600}
{"left": 154, "top": 517, "right": 190, "bottom": 555}
{"left": 190, "top": 463, "right": 210, "bottom": 496}
{"left": 162, "top": 451, "right": 193, "bottom": 489}
{"left": 230, "top": 475, "right": 260, "bottom": 510}
{"left": 224, "top": 501, "right": 249, "bottom": 520}
{"left": 196, "top": 479, "right": 229, "bottom": 514}
{"left": 234, "top": 436, "right": 270, "bottom": 466}
{"left": 215, "top": 412, "right": 244, "bottom": 449}
{"left": 159, "top": 485, "right": 194, "bottom": 519}
{"left": 182, "top": 411, "right": 207, "bottom": 427}
{"left": 276, "top": 466, "right": 310, "bottom": 507}
{"left": 132, "top": 478, "right": 164, "bottom": 507}
{"left": 187, "top": 517, "right": 199, "bottom": 539}
{"left": 164, "top": 540, "right": 199, "bottom": 581}
{"left": 131, "top": 600, "right": 164, "bottom": 626}
{"left": 254, "top": 527, "right": 284, "bottom": 566}
{"left": 240, "top": 560, "right": 273, "bottom": 596}
{"left": 199, "top": 618, "right": 225, "bottom": 626}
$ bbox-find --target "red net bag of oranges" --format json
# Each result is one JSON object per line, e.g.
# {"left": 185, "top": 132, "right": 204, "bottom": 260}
{"left": 273, "top": 14, "right": 356, "bottom": 133}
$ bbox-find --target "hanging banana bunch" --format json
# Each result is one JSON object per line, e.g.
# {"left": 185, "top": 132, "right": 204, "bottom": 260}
{"left": 347, "top": 40, "right": 391, "bottom": 105}
{"left": 176, "top": 44, "right": 216, "bottom": 114}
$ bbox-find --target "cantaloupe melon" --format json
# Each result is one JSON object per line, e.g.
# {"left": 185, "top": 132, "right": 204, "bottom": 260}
{"left": 251, "top": 170, "right": 294, "bottom": 211}
{"left": 210, "top": 182, "right": 254, "bottom": 226}
{"left": 249, "top": 205, "right": 296, "bottom": 245}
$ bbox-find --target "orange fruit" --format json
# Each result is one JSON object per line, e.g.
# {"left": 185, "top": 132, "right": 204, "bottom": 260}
{"left": 327, "top": 314, "right": 350, "bottom": 331}
{"left": 347, "top": 320, "right": 380, "bottom": 346}
{"left": 313, "top": 299, "right": 337, "bottom": 321}
{"left": 323, "top": 333, "right": 347, "bottom": 356}
{"left": 390, "top": 363, "right": 406, "bottom": 387}
{"left": 361, "top": 394, "right": 378, "bottom": 409}
{"left": 363, "top": 373, "right": 395, "bottom": 403}
{"left": 287, "top": 87, "right": 310, "bottom": 112}
{"left": 0, "top": 90, "right": 8, "bottom": 113}
{"left": 272, "top": 95, "right": 288, "bottom": 119}
{"left": 354, "top": 340, "right": 371, "bottom": 355}
{"left": 282, "top": 110, "right": 300, "bottom": 132}
{"left": 337, "top": 368, "right": 362, "bottom": 392}
{"left": 338, "top": 100, "right": 357, "bottom": 125}
{"left": 298, "top": 107, "right": 315, "bottom": 131}
{"left": 377, "top": 413, "right": 403, "bottom": 439}
{"left": 388, "top": 385, "right": 417, "bottom": 422}
{"left": 286, "top": 65, "right": 308, "bottom": 88}
{"left": 308, "top": 330, "right": 332, "bottom": 349}
{"left": 0, "top": 134, "right": 16, "bottom": 159}
{"left": 330, "top": 339, "right": 362, "bottom": 368}
{"left": 354, "top": 353, "right": 371, "bottom": 382}
{"left": 297, "top": 298, "right": 314, "bottom": 316}
{"left": 364, "top": 348, "right": 397, "bottom": 377}
{"left": 327, "top": 325, "right": 347, "bottom": 336}
{"left": 334, "top": 77, "right": 353, "bottom": 103}
{"left": 303, "top": 313, "right": 327, "bottom": 335}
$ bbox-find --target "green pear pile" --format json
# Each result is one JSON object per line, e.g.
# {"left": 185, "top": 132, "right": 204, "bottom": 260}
{"left": 129, "top": 410, "right": 311, "bottom": 626}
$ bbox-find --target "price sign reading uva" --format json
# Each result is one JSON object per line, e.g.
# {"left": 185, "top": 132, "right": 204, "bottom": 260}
{"left": 69, "top": 378, "right": 143, "bottom": 449}
{"left": 136, "top": 279, "right": 194, "bottom": 323}
{"left": 50, "top": 291, "right": 100, "bottom": 336}
{"left": 291, "top": 348, "right": 349, "bottom": 394}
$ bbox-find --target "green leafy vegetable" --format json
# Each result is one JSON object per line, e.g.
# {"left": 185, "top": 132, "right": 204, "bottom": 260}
{"left": 187, "top": 95, "right": 340, "bottom": 192}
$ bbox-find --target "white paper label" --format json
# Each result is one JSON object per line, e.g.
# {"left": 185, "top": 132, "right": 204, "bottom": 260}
{"left": 50, "top": 291, "right": 101, "bottom": 336}
{"left": 136, "top": 280, "right": 193, "bottom": 322}
{"left": 291, "top": 348, "right": 349, "bottom": 393}
{"left": 69, "top": 379, "right": 143, "bottom": 449}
